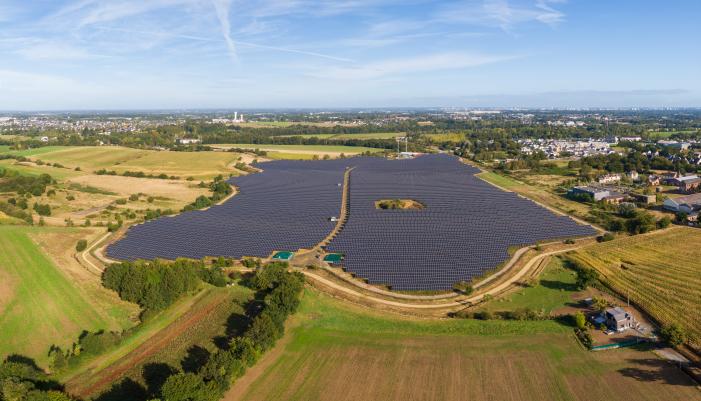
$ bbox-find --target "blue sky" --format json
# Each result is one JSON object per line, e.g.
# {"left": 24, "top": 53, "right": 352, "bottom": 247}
{"left": 0, "top": 0, "right": 699, "bottom": 110}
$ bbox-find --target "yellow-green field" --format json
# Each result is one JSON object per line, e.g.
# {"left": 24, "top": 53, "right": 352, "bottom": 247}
{"left": 6, "top": 146, "right": 243, "bottom": 179}
{"left": 0, "top": 226, "right": 138, "bottom": 367}
{"left": 212, "top": 144, "right": 383, "bottom": 159}
{"left": 226, "top": 288, "right": 701, "bottom": 401}
{"left": 477, "top": 170, "right": 592, "bottom": 220}
{"left": 274, "top": 132, "right": 404, "bottom": 140}
{"left": 569, "top": 227, "right": 701, "bottom": 351}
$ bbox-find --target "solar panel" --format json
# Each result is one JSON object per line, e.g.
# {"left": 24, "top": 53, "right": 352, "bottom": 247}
{"left": 107, "top": 154, "right": 596, "bottom": 290}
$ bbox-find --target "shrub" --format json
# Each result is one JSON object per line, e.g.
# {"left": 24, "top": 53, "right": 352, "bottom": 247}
{"left": 596, "top": 232, "right": 615, "bottom": 242}
{"left": 76, "top": 239, "right": 88, "bottom": 252}
{"left": 660, "top": 324, "right": 687, "bottom": 347}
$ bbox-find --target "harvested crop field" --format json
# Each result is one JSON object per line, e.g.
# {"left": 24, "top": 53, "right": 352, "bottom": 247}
{"left": 568, "top": 227, "right": 701, "bottom": 351}
{"left": 67, "top": 175, "right": 209, "bottom": 203}
{"left": 226, "top": 289, "right": 701, "bottom": 401}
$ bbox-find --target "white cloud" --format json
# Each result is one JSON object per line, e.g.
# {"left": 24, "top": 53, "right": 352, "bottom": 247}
{"left": 310, "top": 52, "right": 518, "bottom": 80}
{"left": 436, "top": 0, "right": 566, "bottom": 30}
{"left": 211, "top": 0, "right": 237, "bottom": 60}
{"left": 16, "top": 42, "right": 95, "bottom": 61}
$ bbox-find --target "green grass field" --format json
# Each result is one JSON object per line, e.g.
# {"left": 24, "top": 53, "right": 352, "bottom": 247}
{"left": 230, "top": 289, "right": 701, "bottom": 401}
{"left": 0, "top": 159, "right": 82, "bottom": 180}
{"left": 569, "top": 227, "right": 701, "bottom": 352}
{"left": 0, "top": 226, "right": 137, "bottom": 367}
{"left": 481, "top": 257, "right": 579, "bottom": 314}
{"left": 5, "top": 146, "right": 71, "bottom": 157}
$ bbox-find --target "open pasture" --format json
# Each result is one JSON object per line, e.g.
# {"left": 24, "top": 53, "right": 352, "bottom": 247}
{"left": 226, "top": 289, "right": 701, "bottom": 401}
{"left": 569, "top": 227, "right": 701, "bottom": 352}
{"left": 9, "top": 146, "right": 243, "bottom": 179}
{"left": 0, "top": 226, "right": 138, "bottom": 367}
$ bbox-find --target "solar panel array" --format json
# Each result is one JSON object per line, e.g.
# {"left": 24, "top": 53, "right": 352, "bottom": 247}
{"left": 108, "top": 154, "right": 596, "bottom": 291}
{"left": 325, "top": 154, "right": 597, "bottom": 290}
{"left": 106, "top": 160, "right": 348, "bottom": 260}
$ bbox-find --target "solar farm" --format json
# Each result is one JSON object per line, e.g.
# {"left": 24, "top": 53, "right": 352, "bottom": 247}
{"left": 107, "top": 154, "right": 596, "bottom": 290}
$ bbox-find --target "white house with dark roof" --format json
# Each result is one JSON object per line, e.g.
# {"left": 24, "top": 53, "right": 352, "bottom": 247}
{"left": 605, "top": 307, "right": 635, "bottom": 332}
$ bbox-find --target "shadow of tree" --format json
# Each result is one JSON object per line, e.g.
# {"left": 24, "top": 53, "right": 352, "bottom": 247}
{"left": 540, "top": 279, "right": 579, "bottom": 292}
{"left": 142, "top": 362, "right": 178, "bottom": 398}
{"left": 618, "top": 358, "right": 695, "bottom": 386}
{"left": 226, "top": 312, "right": 251, "bottom": 338}
{"left": 181, "top": 345, "right": 210, "bottom": 374}
{"left": 94, "top": 378, "right": 148, "bottom": 401}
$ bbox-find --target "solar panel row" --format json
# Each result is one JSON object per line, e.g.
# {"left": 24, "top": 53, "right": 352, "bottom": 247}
{"left": 107, "top": 154, "right": 596, "bottom": 291}
{"left": 324, "top": 154, "right": 596, "bottom": 290}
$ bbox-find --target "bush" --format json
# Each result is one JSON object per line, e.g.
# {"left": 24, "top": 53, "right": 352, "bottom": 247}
{"left": 596, "top": 232, "right": 615, "bottom": 242}
{"left": 660, "top": 324, "right": 687, "bottom": 347}
{"left": 575, "top": 327, "right": 593, "bottom": 348}
{"left": 75, "top": 239, "right": 88, "bottom": 252}
{"left": 33, "top": 203, "right": 51, "bottom": 216}
{"left": 574, "top": 311, "right": 586, "bottom": 329}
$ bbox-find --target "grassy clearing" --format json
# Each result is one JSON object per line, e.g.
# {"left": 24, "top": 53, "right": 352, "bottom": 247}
{"left": 477, "top": 170, "right": 592, "bottom": 220}
{"left": 0, "top": 226, "right": 137, "bottom": 367}
{"left": 569, "top": 227, "right": 701, "bottom": 351}
{"left": 229, "top": 288, "right": 701, "bottom": 401}
{"left": 481, "top": 257, "right": 579, "bottom": 314}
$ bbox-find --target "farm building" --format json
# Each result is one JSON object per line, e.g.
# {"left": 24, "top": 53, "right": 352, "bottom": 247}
{"left": 663, "top": 193, "right": 701, "bottom": 213}
{"left": 679, "top": 177, "right": 701, "bottom": 193}
{"left": 569, "top": 186, "right": 610, "bottom": 201}
{"left": 602, "top": 192, "right": 626, "bottom": 204}
{"left": 632, "top": 193, "right": 656, "bottom": 205}
{"left": 605, "top": 307, "right": 635, "bottom": 332}
{"left": 667, "top": 174, "right": 698, "bottom": 186}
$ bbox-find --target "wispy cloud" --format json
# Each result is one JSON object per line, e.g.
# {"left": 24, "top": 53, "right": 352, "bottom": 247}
{"left": 436, "top": 0, "right": 566, "bottom": 31}
{"left": 211, "top": 0, "right": 237, "bottom": 60}
{"left": 310, "top": 52, "right": 518, "bottom": 80}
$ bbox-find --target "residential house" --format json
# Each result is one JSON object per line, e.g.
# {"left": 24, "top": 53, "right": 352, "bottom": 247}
{"left": 626, "top": 171, "right": 640, "bottom": 181}
{"left": 647, "top": 175, "right": 661, "bottom": 186}
{"left": 605, "top": 307, "right": 635, "bottom": 332}
{"left": 177, "top": 138, "right": 201, "bottom": 145}
{"left": 598, "top": 173, "right": 621, "bottom": 184}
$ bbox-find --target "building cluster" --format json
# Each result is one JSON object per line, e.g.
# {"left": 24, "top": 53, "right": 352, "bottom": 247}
{"left": 0, "top": 116, "right": 179, "bottom": 133}
{"left": 211, "top": 112, "right": 246, "bottom": 124}
{"left": 518, "top": 138, "right": 615, "bottom": 158}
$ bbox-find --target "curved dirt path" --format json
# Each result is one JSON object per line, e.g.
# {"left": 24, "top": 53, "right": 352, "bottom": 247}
{"left": 301, "top": 246, "right": 574, "bottom": 310}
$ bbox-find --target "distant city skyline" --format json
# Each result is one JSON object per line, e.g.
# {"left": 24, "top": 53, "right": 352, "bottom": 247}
{"left": 1, "top": 0, "right": 700, "bottom": 110}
